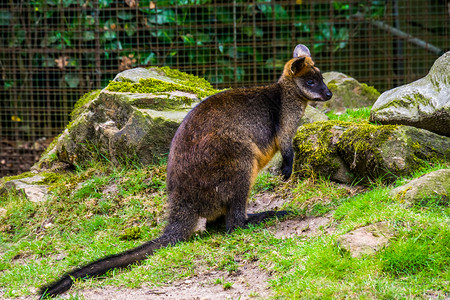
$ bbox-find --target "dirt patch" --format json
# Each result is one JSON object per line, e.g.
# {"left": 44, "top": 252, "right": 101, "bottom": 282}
{"left": 78, "top": 263, "right": 272, "bottom": 300}
{"left": 2, "top": 263, "right": 272, "bottom": 300}
{"left": 271, "top": 216, "right": 333, "bottom": 239}
{"left": 248, "top": 192, "right": 286, "bottom": 214}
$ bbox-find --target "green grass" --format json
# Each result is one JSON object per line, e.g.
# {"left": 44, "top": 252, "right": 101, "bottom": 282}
{"left": 326, "top": 106, "right": 372, "bottom": 122}
{"left": 0, "top": 157, "right": 449, "bottom": 299}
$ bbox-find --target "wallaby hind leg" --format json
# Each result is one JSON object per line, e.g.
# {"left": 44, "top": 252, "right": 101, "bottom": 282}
{"left": 161, "top": 205, "right": 200, "bottom": 245}
{"left": 225, "top": 199, "right": 248, "bottom": 233}
{"left": 246, "top": 210, "right": 289, "bottom": 226}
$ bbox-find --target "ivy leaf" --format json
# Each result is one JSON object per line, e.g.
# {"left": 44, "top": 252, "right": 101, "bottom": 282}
{"left": 8, "top": 26, "right": 25, "bottom": 47}
{"left": 0, "top": 11, "right": 11, "bottom": 26}
{"left": 242, "top": 26, "right": 263, "bottom": 38}
{"left": 62, "top": 0, "right": 76, "bottom": 8}
{"left": 151, "top": 29, "right": 173, "bottom": 43}
{"left": 64, "top": 74, "right": 80, "bottom": 88}
{"left": 99, "top": 0, "right": 113, "bottom": 8}
{"left": 85, "top": 15, "right": 95, "bottom": 26}
{"left": 124, "top": 23, "right": 137, "bottom": 37}
{"left": 148, "top": 9, "right": 175, "bottom": 25}
{"left": 140, "top": 52, "right": 156, "bottom": 65}
{"left": 117, "top": 11, "right": 134, "bottom": 21}
{"left": 103, "top": 31, "right": 116, "bottom": 41}
{"left": 83, "top": 31, "right": 95, "bottom": 41}
{"left": 181, "top": 34, "right": 195, "bottom": 45}
{"left": 215, "top": 7, "right": 233, "bottom": 23}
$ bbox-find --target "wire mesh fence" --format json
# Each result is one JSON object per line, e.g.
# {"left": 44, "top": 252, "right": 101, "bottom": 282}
{"left": 0, "top": 0, "right": 448, "bottom": 176}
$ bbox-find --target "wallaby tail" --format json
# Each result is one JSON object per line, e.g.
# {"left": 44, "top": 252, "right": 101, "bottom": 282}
{"left": 39, "top": 235, "right": 172, "bottom": 298}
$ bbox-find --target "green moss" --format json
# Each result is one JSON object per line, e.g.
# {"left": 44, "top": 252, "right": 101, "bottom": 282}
{"left": 293, "top": 121, "right": 347, "bottom": 178}
{"left": 106, "top": 67, "right": 220, "bottom": 101}
{"left": 374, "top": 92, "right": 431, "bottom": 112}
{"left": 0, "top": 172, "right": 63, "bottom": 189}
{"left": 361, "top": 83, "right": 380, "bottom": 99}
{"left": 119, "top": 226, "right": 142, "bottom": 240}
{"left": 1, "top": 172, "right": 34, "bottom": 184}
{"left": 131, "top": 94, "right": 194, "bottom": 111}
{"left": 294, "top": 120, "right": 399, "bottom": 181}
{"left": 337, "top": 122, "right": 398, "bottom": 154}
{"left": 71, "top": 90, "right": 101, "bottom": 119}
{"left": 326, "top": 81, "right": 338, "bottom": 91}
{"left": 158, "top": 66, "right": 218, "bottom": 94}
{"left": 36, "top": 172, "right": 63, "bottom": 185}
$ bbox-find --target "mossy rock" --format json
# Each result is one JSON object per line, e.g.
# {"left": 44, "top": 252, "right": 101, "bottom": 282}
{"left": 293, "top": 120, "right": 450, "bottom": 183}
{"left": 311, "top": 72, "right": 380, "bottom": 112}
{"left": 390, "top": 169, "right": 450, "bottom": 207}
{"left": 370, "top": 51, "right": 450, "bottom": 137}
{"left": 298, "top": 105, "right": 329, "bottom": 126}
{"left": 33, "top": 67, "right": 221, "bottom": 170}
{"left": 0, "top": 172, "right": 63, "bottom": 202}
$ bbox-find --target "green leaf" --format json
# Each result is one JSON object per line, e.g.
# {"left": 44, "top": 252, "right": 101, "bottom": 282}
{"left": 124, "top": 24, "right": 137, "bottom": 37}
{"left": 8, "top": 27, "right": 26, "bottom": 47}
{"left": 104, "top": 31, "right": 116, "bottom": 41}
{"left": 117, "top": 11, "right": 135, "bottom": 21}
{"left": 215, "top": 7, "right": 233, "bottom": 23}
{"left": 264, "top": 58, "right": 285, "bottom": 70}
{"left": 140, "top": 52, "right": 156, "bottom": 65}
{"left": 85, "top": 15, "right": 95, "bottom": 26}
{"left": 0, "top": 11, "right": 12, "bottom": 26}
{"left": 181, "top": 34, "right": 195, "bottom": 45}
{"left": 148, "top": 9, "right": 175, "bottom": 25}
{"left": 99, "top": 0, "right": 113, "bottom": 8}
{"left": 4, "top": 80, "right": 14, "bottom": 89}
{"left": 195, "top": 32, "right": 211, "bottom": 45}
{"left": 151, "top": 29, "right": 173, "bottom": 43}
{"left": 42, "top": 56, "right": 56, "bottom": 68}
{"left": 242, "top": 26, "right": 263, "bottom": 38}
{"left": 257, "top": 4, "right": 272, "bottom": 19}
{"left": 294, "top": 22, "right": 311, "bottom": 33}
{"left": 83, "top": 31, "right": 95, "bottom": 41}
{"left": 274, "top": 4, "right": 288, "bottom": 20}
{"left": 46, "top": 0, "right": 59, "bottom": 6}
{"left": 62, "top": 0, "right": 76, "bottom": 8}
{"left": 64, "top": 74, "right": 80, "bottom": 88}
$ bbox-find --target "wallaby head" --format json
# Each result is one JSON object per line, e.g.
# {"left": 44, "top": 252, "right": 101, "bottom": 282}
{"left": 281, "top": 44, "right": 332, "bottom": 102}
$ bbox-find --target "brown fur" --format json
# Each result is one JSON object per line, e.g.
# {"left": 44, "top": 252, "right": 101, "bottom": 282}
{"left": 40, "top": 47, "right": 332, "bottom": 298}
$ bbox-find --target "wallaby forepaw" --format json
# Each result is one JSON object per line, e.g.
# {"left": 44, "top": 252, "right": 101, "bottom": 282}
{"left": 281, "top": 167, "right": 292, "bottom": 181}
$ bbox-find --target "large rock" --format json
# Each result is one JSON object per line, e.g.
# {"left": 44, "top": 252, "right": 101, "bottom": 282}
{"left": 298, "top": 105, "right": 329, "bottom": 126}
{"left": 293, "top": 121, "right": 450, "bottom": 183}
{"left": 311, "top": 72, "right": 380, "bottom": 112}
{"left": 390, "top": 169, "right": 450, "bottom": 207}
{"left": 34, "top": 67, "right": 220, "bottom": 170}
{"left": 370, "top": 51, "right": 450, "bottom": 137}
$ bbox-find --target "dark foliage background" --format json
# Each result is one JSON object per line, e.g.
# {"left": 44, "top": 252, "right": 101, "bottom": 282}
{"left": 0, "top": 0, "right": 448, "bottom": 176}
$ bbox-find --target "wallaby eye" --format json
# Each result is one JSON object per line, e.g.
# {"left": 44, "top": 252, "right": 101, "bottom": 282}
{"left": 306, "top": 79, "right": 315, "bottom": 86}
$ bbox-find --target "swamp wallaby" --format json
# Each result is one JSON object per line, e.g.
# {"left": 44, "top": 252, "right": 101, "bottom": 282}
{"left": 40, "top": 44, "right": 332, "bottom": 297}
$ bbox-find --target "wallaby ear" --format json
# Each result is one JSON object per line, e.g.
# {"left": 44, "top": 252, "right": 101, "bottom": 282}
{"left": 290, "top": 57, "right": 306, "bottom": 74}
{"left": 293, "top": 44, "right": 311, "bottom": 58}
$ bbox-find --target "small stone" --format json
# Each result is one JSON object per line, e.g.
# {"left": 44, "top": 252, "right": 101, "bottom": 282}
{"left": 337, "top": 222, "right": 394, "bottom": 257}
